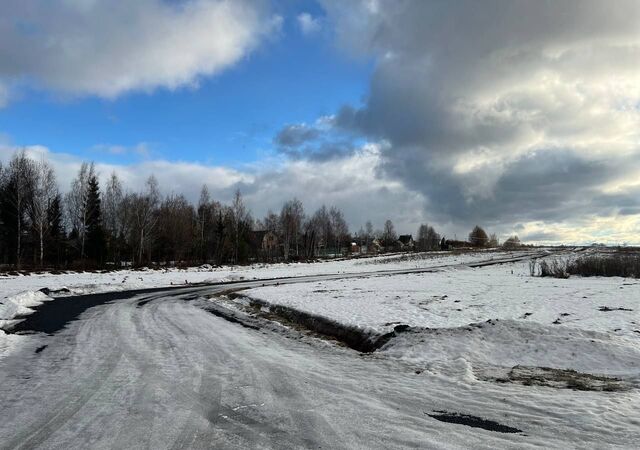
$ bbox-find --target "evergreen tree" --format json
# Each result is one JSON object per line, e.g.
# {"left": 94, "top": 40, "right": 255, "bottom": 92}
{"left": 469, "top": 225, "right": 489, "bottom": 247}
{"left": 85, "top": 175, "right": 106, "bottom": 265}
{"left": 46, "top": 194, "right": 63, "bottom": 266}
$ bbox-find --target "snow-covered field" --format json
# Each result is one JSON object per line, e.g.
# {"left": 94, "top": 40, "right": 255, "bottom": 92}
{"left": 2, "top": 249, "right": 640, "bottom": 446}
{"left": 244, "top": 257, "right": 640, "bottom": 380}
{"left": 0, "top": 250, "right": 530, "bottom": 356}
{"left": 0, "top": 250, "right": 529, "bottom": 328}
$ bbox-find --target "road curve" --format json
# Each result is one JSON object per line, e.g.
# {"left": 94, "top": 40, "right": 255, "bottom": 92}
{"left": 2, "top": 250, "right": 624, "bottom": 449}
{"left": 0, "top": 287, "right": 499, "bottom": 449}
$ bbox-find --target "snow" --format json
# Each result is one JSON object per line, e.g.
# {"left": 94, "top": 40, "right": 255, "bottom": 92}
{"left": 0, "top": 281, "right": 637, "bottom": 448}
{"left": 243, "top": 259, "right": 640, "bottom": 376}
{"left": 0, "top": 250, "right": 528, "bottom": 323}
{"left": 0, "top": 250, "right": 526, "bottom": 357}
{"left": 2, "top": 249, "right": 640, "bottom": 447}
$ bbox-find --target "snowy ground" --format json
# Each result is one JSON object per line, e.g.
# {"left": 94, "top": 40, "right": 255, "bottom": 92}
{"left": 2, "top": 249, "right": 639, "bottom": 447}
{"left": 243, "top": 258, "right": 640, "bottom": 372}
{"left": 0, "top": 250, "right": 532, "bottom": 330}
{"left": 5, "top": 286, "right": 633, "bottom": 449}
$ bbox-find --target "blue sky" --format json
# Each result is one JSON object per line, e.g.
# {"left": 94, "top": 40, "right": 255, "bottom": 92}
{"left": 0, "top": 2, "right": 371, "bottom": 168}
{"left": 1, "top": 1, "right": 639, "bottom": 244}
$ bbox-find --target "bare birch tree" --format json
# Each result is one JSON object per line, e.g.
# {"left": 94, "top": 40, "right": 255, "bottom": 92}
{"left": 280, "top": 198, "right": 304, "bottom": 260}
{"left": 29, "top": 158, "right": 57, "bottom": 266}
{"left": 230, "top": 189, "right": 250, "bottom": 263}
{"left": 131, "top": 175, "right": 160, "bottom": 265}
{"left": 66, "top": 162, "right": 95, "bottom": 260}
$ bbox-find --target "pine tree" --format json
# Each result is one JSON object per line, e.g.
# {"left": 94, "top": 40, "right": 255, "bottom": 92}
{"left": 85, "top": 175, "right": 106, "bottom": 265}
{"left": 46, "top": 194, "right": 63, "bottom": 266}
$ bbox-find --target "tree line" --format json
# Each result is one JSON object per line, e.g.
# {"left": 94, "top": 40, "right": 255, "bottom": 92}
{"left": 0, "top": 151, "right": 520, "bottom": 270}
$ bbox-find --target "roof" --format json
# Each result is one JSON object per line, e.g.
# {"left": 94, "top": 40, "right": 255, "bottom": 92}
{"left": 398, "top": 235, "right": 414, "bottom": 244}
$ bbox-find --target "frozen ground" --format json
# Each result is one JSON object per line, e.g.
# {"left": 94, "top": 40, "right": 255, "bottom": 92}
{"left": 243, "top": 258, "right": 640, "bottom": 373}
{"left": 1, "top": 249, "right": 639, "bottom": 447}
{"left": 0, "top": 250, "right": 533, "bottom": 330}
{"left": 244, "top": 258, "right": 639, "bottom": 338}
{"left": 1, "top": 271, "right": 638, "bottom": 448}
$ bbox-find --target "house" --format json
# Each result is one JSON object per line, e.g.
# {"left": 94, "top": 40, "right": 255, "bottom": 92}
{"left": 398, "top": 234, "right": 414, "bottom": 250}
{"left": 370, "top": 238, "right": 382, "bottom": 254}
{"left": 249, "top": 230, "right": 280, "bottom": 260}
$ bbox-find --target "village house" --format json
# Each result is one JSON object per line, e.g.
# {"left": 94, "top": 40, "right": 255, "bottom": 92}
{"left": 397, "top": 234, "right": 414, "bottom": 251}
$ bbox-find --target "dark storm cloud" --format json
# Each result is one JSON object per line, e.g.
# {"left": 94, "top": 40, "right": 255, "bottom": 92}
{"left": 381, "top": 149, "right": 640, "bottom": 227}
{"left": 318, "top": 0, "right": 640, "bottom": 235}
{"left": 273, "top": 119, "right": 360, "bottom": 162}
{"left": 274, "top": 124, "right": 321, "bottom": 148}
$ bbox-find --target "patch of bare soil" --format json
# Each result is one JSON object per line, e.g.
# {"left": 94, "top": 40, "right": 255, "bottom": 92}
{"left": 496, "top": 365, "right": 631, "bottom": 391}
{"left": 599, "top": 306, "right": 633, "bottom": 312}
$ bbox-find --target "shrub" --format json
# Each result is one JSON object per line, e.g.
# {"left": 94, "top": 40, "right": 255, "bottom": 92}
{"left": 567, "top": 254, "right": 640, "bottom": 278}
{"left": 537, "top": 259, "right": 569, "bottom": 278}
{"left": 503, "top": 235, "right": 521, "bottom": 249}
{"left": 531, "top": 252, "right": 640, "bottom": 279}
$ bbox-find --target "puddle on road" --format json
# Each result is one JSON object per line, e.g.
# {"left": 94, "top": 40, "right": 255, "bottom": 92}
{"left": 426, "top": 410, "right": 522, "bottom": 433}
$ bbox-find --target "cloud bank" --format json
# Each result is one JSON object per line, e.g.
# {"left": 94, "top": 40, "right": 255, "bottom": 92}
{"left": 0, "top": 0, "right": 278, "bottom": 101}
{"left": 0, "top": 142, "right": 427, "bottom": 239}
{"left": 292, "top": 0, "right": 640, "bottom": 240}
{"left": 2, "top": 1, "right": 640, "bottom": 244}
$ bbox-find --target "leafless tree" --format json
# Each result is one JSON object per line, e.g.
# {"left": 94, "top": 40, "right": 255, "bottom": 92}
{"left": 66, "top": 162, "right": 95, "bottom": 259}
{"left": 417, "top": 223, "right": 440, "bottom": 251}
{"left": 330, "top": 206, "right": 349, "bottom": 255}
{"left": 157, "top": 194, "right": 195, "bottom": 263}
{"left": 131, "top": 175, "right": 160, "bottom": 265}
{"left": 280, "top": 198, "right": 304, "bottom": 260}
{"left": 230, "top": 189, "right": 251, "bottom": 263}
{"left": 103, "top": 172, "right": 124, "bottom": 238}
{"left": 311, "top": 205, "right": 332, "bottom": 256}
{"left": 262, "top": 210, "right": 279, "bottom": 232}
{"left": 29, "top": 158, "right": 58, "bottom": 266}
{"left": 2, "top": 150, "right": 36, "bottom": 268}
{"left": 382, "top": 219, "right": 397, "bottom": 249}
{"left": 365, "top": 220, "right": 373, "bottom": 249}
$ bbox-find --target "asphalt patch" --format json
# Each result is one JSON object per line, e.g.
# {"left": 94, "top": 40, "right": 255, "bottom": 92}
{"left": 6, "top": 285, "right": 192, "bottom": 335}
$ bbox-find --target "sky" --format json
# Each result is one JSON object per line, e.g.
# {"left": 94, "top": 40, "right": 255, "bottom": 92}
{"left": 1, "top": 0, "right": 639, "bottom": 245}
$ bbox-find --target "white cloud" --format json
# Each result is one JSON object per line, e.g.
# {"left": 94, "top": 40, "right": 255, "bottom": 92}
{"left": 2, "top": 142, "right": 639, "bottom": 244}
{"left": 0, "top": 0, "right": 278, "bottom": 102}
{"left": 0, "top": 142, "right": 428, "bottom": 236}
{"left": 297, "top": 13, "right": 321, "bottom": 35}
{"left": 90, "top": 143, "right": 152, "bottom": 158}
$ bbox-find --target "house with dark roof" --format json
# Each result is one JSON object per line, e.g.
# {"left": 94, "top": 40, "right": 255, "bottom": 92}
{"left": 397, "top": 234, "right": 414, "bottom": 250}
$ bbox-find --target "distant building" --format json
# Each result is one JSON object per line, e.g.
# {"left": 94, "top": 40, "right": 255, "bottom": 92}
{"left": 370, "top": 238, "right": 383, "bottom": 254}
{"left": 398, "top": 234, "right": 415, "bottom": 250}
{"left": 249, "top": 230, "right": 280, "bottom": 260}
